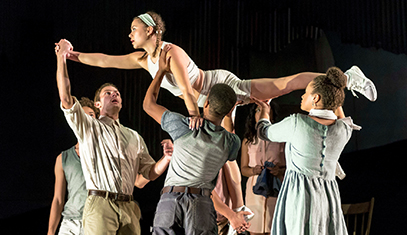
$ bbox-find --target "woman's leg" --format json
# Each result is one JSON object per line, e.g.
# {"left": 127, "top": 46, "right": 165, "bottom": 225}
{"left": 250, "top": 72, "right": 322, "bottom": 100}
{"left": 250, "top": 66, "right": 377, "bottom": 101}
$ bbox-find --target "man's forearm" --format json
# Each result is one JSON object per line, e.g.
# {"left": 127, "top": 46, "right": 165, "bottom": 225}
{"left": 211, "top": 190, "right": 235, "bottom": 219}
{"left": 56, "top": 54, "right": 73, "bottom": 109}
{"left": 148, "top": 70, "right": 165, "bottom": 103}
{"left": 143, "top": 70, "right": 168, "bottom": 123}
{"left": 149, "top": 155, "right": 171, "bottom": 181}
{"left": 47, "top": 198, "right": 64, "bottom": 235}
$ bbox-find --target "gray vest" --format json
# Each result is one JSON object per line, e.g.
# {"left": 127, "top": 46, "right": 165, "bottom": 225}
{"left": 61, "top": 146, "right": 87, "bottom": 220}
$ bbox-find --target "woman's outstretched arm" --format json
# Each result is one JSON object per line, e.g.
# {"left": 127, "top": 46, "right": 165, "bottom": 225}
{"left": 60, "top": 40, "right": 145, "bottom": 69}
{"left": 74, "top": 51, "right": 145, "bottom": 69}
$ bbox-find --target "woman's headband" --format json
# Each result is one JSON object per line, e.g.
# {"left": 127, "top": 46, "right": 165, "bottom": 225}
{"left": 137, "top": 13, "right": 156, "bottom": 27}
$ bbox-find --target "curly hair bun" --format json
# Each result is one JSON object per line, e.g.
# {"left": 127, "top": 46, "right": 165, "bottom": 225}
{"left": 326, "top": 67, "right": 346, "bottom": 89}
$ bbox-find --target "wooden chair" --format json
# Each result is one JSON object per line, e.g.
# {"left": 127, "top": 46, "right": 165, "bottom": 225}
{"left": 341, "top": 197, "right": 375, "bottom": 235}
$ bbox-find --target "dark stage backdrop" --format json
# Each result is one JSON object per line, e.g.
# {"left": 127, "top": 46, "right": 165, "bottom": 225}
{"left": 1, "top": 0, "right": 407, "bottom": 234}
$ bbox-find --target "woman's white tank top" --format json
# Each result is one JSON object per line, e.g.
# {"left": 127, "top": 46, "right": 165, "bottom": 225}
{"left": 147, "top": 42, "right": 200, "bottom": 97}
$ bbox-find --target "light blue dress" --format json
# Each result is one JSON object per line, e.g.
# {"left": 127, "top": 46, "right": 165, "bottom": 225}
{"left": 257, "top": 114, "right": 352, "bottom": 235}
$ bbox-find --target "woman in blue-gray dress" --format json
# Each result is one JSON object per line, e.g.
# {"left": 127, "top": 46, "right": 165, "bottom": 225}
{"left": 254, "top": 67, "right": 355, "bottom": 235}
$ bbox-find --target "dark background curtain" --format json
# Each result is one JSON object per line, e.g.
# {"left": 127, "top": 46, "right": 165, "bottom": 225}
{"left": 1, "top": 0, "right": 407, "bottom": 234}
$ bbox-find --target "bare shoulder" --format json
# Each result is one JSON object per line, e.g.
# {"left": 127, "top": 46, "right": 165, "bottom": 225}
{"left": 126, "top": 51, "right": 149, "bottom": 69}
{"left": 166, "top": 43, "right": 189, "bottom": 60}
{"left": 56, "top": 153, "right": 62, "bottom": 165}
{"left": 55, "top": 153, "right": 64, "bottom": 173}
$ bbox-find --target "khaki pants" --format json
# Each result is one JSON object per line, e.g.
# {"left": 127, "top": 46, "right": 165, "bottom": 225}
{"left": 82, "top": 195, "right": 141, "bottom": 235}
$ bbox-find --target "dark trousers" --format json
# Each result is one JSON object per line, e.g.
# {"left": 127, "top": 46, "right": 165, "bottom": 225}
{"left": 152, "top": 191, "right": 217, "bottom": 235}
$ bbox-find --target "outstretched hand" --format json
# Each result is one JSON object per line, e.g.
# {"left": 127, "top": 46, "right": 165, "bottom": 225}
{"left": 54, "top": 39, "right": 80, "bottom": 62}
{"left": 54, "top": 39, "right": 73, "bottom": 56}
{"left": 188, "top": 115, "right": 204, "bottom": 130}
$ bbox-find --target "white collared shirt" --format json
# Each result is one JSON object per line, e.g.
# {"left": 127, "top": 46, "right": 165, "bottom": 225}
{"left": 61, "top": 98, "right": 156, "bottom": 195}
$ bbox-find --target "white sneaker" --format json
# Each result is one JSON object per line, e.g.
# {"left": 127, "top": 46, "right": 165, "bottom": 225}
{"left": 344, "top": 66, "right": 377, "bottom": 101}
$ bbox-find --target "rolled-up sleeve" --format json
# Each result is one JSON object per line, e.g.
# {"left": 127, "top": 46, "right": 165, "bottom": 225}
{"left": 228, "top": 135, "right": 241, "bottom": 161}
{"left": 61, "top": 97, "right": 92, "bottom": 142}
{"left": 161, "top": 110, "right": 190, "bottom": 141}
{"left": 136, "top": 135, "right": 156, "bottom": 180}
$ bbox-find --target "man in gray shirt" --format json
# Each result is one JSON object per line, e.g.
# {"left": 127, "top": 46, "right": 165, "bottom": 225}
{"left": 143, "top": 48, "right": 250, "bottom": 234}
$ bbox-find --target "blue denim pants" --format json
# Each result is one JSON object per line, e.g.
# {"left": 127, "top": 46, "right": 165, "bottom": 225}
{"left": 152, "top": 190, "right": 217, "bottom": 235}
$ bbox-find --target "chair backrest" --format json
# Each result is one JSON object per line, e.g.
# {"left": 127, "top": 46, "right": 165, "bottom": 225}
{"left": 341, "top": 197, "right": 375, "bottom": 235}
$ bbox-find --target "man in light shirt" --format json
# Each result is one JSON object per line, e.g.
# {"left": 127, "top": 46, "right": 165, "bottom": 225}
{"left": 55, "top": 39, "right": 172, "bottom": 235}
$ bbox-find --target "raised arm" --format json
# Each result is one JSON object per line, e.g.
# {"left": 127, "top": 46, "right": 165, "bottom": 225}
{"left": 220, "top": 103, "right": 241, "bottom": 133}
{"left": 143, "top": 47, "right": 171, "bottom": 124}
{"left": 47, "top": 154, "right": 66, "bottom": 235}
{"left": 56, "top": 39, "right": 74, "bottom": 109}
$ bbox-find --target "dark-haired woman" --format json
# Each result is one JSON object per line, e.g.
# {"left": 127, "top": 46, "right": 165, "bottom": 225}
{"left": 59, "top": 12, "right": 376, "bottom": 122}
{"left": 254, "top": 67, "right": 357, "bottom": 235}
{"left": 241, "top": 102, "right": 286, "bottom": 235}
